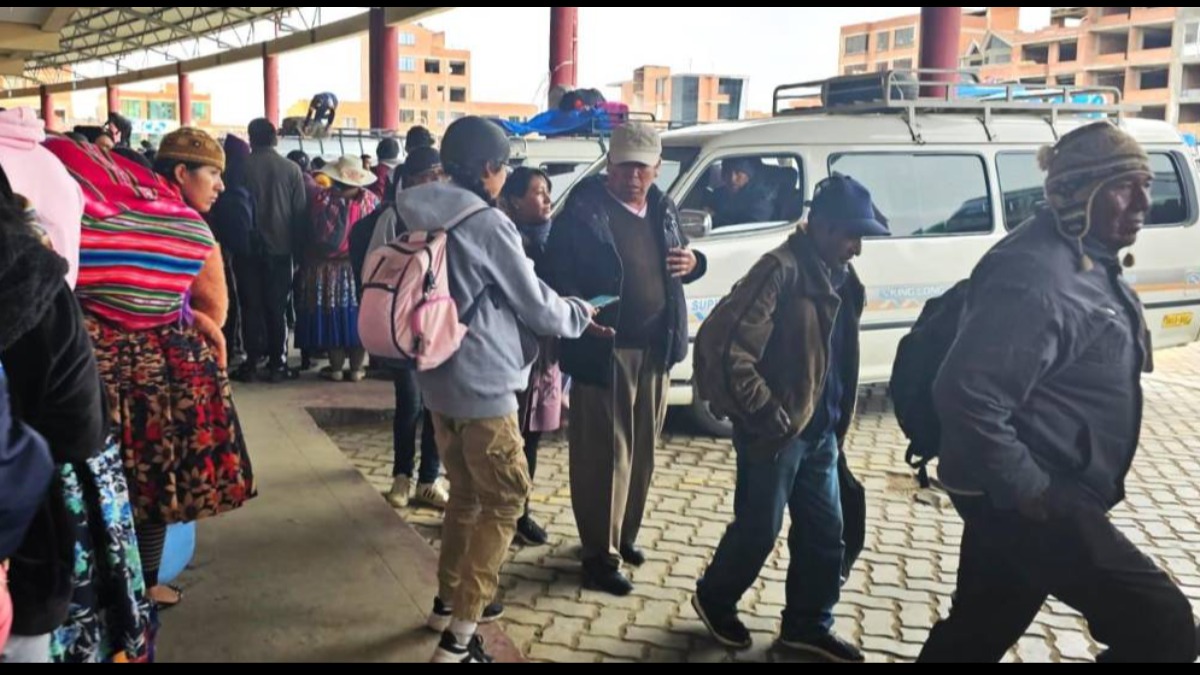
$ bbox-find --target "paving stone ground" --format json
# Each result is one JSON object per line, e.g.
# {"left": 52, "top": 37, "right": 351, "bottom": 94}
{"left": 325, "top": 344, "right": 1200, "bottom": 663}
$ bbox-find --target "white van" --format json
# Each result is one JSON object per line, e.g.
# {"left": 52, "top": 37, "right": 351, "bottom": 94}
{"left": 557, "top": 72, "right": 1200, "bottom": 435}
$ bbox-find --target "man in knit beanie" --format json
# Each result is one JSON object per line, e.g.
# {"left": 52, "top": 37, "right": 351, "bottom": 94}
{"left": 1038, "top": 121, "right": 1153, "bottom": 270}
{"left": 920, "top": 121, "right": 1197, "bottom": 663}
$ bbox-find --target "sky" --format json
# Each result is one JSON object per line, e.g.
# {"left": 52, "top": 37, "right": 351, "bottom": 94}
{"left": 77, "top": 7, "right": 1054, "bottom": 127}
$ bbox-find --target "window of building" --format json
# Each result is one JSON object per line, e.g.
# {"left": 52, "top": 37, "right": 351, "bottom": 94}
{"left": 449, "top": 87, "right": 467, "bottom": 103}
{"left": 400, "top": 32, "right": 416, "bottom": 46}
{"left": 450, "top": 61, "right": 467, "bottom": 76}
{"left": 844, "top": 34, "right": 868, "bottom": 55}
{"left": 1059, "top": 40, "right": 1079, "bottom": 62}
{"left": 1186, "top": 22, "right": 1200, "bottom": 58}
{"left": 400, "top": 84, "right": 415, "bottom": 101}
{"left": 895, "top": 27, "right": 915, "bottom": 48}
{"left": 191, "top": 102, "right": 209, "bottom": 121}
{"left": 120, "top": 100, "right": 143, "bottom": 118}
{"left": 1141, "top": 26, "right": 1173, "bottom": 51}
{"left": 400, "top": 109, "right": 416, "bottom": 124}
{"left": 829, "top": 153, "right": 993, "bottom": 237}
{"left": 876, "top": 31, "right": 890, "bottom": 52}
{"left": 421, "top": 84, "right": 429, "bottom": 101}
{"left": 399, "top": 57, "right": 416, "bottom": 72}
{"left": 1140, "top": 68, "right": 1170, "bottom": 90}
{"left": 148, "top": 101, "right": 176, "bottom": 120}
{"left": 425, "top": 59, "right": 441, "bottom": 75}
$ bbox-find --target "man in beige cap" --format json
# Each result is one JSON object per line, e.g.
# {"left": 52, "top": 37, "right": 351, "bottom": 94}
{"left": 547, "top": 123, "right": 707, "bottom": 596}
{"left": 921, "top": 121, "right": 1198, "bottom": 662}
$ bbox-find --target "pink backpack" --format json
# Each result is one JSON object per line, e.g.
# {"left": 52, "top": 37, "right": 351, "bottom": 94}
{"left": 358, "top": 204, "right": 489, "bottom": 371}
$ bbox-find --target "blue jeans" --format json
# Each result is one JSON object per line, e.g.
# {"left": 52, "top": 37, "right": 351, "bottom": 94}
{"left": 697, "top": 431, "right": 845, "bottom": 638}
{"left": 393, "top": 371, "right": 440, "bottom": 484}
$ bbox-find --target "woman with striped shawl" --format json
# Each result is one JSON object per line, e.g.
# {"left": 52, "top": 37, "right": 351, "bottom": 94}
{"left": 47, "top": 128, "right": 255, "bottom": 613}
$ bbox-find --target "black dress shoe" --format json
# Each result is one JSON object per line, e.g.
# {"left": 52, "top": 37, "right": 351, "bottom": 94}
{"left": 620, "top": 545, "right": 646, "bottom": 567}
{"left": 583, "top": 559, "right": 634, "bottom": 597}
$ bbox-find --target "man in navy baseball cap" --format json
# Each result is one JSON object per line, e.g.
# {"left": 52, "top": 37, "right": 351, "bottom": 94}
{"left": 693, "top": 172, "right": 884, "bottom": 662}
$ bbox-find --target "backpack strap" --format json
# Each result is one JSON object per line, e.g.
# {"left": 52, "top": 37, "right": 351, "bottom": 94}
{"left": 443, "top": 204, "right": 497, "bottom": 328}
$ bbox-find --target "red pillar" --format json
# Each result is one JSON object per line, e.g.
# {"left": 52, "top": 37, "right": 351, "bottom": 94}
{"left": 550, "top": 7, "right": 579, "bottom": 91}
{"left": 40, "top": 86, "right": 54, "bottom": 131}
{"left": 106, "top": 81, "right": 120, "bottom": 118}
{"left": 264, "top": 51, "right": 280, "bottom": 127}
{"left": 370, "top": 8, "right": 399, "bottom": 131}
{"left": 178, "top": 70, "right": 193, "bottom": 126}
{"left": 919, "top": 7, "right": 963, "bottom": 98}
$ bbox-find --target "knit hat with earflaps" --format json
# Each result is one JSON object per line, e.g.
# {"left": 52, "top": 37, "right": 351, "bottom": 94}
{"left": 1038, "top": 121, "right": 1151, "bottom": 271}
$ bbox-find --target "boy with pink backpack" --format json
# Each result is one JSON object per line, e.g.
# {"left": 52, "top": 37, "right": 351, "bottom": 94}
{"left": 359, "top": 117, "right": 606, "bottom": 663}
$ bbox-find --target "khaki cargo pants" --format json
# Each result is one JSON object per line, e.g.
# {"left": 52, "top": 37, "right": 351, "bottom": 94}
{"left": 432, "top": 413, "right": 532, "bottom": 622}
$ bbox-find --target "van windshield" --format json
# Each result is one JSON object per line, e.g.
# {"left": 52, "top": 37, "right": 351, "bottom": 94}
{"left": 552, "top": 145, "right": 702, "bottom": 207}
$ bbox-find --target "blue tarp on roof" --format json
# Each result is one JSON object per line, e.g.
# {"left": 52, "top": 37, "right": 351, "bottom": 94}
{"left": 493, "top": 108, "right": 620, "bottom": 138}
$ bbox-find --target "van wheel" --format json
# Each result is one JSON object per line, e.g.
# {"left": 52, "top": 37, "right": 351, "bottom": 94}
{"left": 688, "top": 393, "right": 733, "bottom": 438}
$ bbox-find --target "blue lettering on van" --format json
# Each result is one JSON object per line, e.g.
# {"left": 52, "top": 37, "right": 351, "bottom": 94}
{"left": 689, "top": 298, "right": 721, "bottom": 324}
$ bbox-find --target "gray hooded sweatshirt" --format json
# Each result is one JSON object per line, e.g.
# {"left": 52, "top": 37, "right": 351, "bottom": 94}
{"left": 393, "top": 181, "right": 591, "bottom": 419}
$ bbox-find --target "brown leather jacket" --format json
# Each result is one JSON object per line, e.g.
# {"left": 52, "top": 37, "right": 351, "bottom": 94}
{"left": 695, "top": 228, "right": 864, "bottom": 458}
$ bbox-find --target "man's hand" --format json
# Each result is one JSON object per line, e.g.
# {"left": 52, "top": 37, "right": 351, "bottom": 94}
{"left": 585, "top": 322, "right": 616, "bottom": 339}
{"left": 757, "top": 405, "right": 793, "bottom": 438}
{"left": 668, "top": 247, "right": 699, "bottom": 278}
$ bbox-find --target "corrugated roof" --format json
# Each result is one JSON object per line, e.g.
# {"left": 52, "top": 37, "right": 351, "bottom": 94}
{"left": 0, "top": 7, "right": 310, "bottom": 84}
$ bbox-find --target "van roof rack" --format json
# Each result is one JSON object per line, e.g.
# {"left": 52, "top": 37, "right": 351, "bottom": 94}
{"left": 772, "top": 69, "right": 1138, "bottom": 141}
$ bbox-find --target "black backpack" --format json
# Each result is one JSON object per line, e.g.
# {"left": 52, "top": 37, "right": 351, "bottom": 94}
{"left": 559, "top": 88, "right": 607, "bottom": 112}
{"left": 889, "top": 280, "right": 970, "bottom": 488}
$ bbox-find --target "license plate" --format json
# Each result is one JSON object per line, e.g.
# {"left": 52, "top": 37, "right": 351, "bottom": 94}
{"left": 1163, "top": 312, "right": 1194, "bottom": 329}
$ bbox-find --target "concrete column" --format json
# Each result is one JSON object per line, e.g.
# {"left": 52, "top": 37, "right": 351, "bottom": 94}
{"left": 370, "top": 7, "right": 400, "bottom": 131}
{"left": 106, "top": 81, "right": 120, "bottom": 118}
{"left": 264, "top": 51, "right": 280, "bottom": 126}
{"left": 550, "top": 7, "right": 579, "bottom": 91}
{"left": 919, "top": 7, "right": 963, "bottom": 97}
{"left": 40, "top": 86, "right": 54, "bottom": 130}
{"left": 178, "top": 70, "right": 193, "bottom": 126}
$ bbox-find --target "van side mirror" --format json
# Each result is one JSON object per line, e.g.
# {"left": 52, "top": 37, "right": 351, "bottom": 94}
{"left": 680, "top": 209, "right": 713, "bottom": 240}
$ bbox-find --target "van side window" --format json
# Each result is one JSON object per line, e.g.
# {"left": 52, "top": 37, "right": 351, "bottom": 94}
{"left": 1147, "top": 153, "right": 1190, "bottom": 227}
{"left": 998, "top": 151, "right": 1192, "bottom": 230}
{"left": 680, "top": 155, "right": 804, "bottom": 231}
{"left": 828, "top": 153, "right": 993, "bottom": 238}
{"left": 996, "top": 152, "right": 1046, "bottom": 230}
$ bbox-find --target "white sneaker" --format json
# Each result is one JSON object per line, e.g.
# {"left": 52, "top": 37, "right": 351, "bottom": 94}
{"left": 414, "top": 481, "right": 450, "bottom": 510}
{"left": 387, "top": 476, "right": 412, "bottom": 509}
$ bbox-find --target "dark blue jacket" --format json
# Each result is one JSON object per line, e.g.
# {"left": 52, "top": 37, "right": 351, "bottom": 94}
{"left": 546, "top": 176, "right": 707, "bottom": 386}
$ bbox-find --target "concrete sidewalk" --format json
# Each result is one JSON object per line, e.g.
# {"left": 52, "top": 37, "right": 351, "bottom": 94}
{"left": 156, "top": 376, "right": 520, "bottom": 663}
